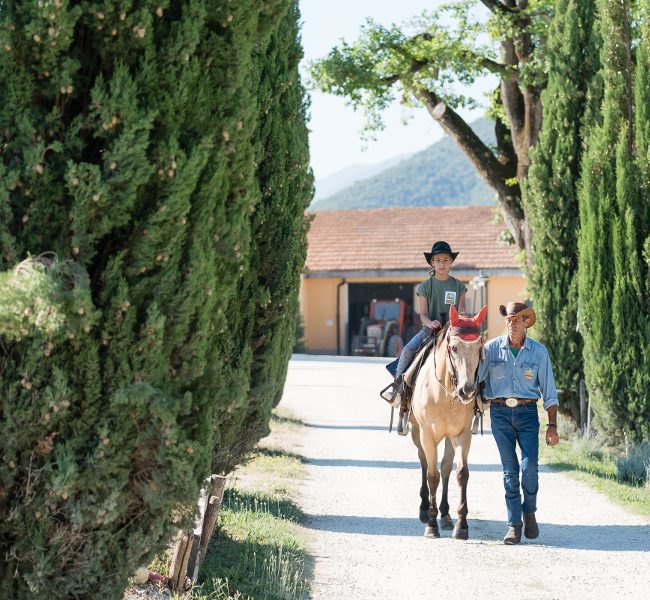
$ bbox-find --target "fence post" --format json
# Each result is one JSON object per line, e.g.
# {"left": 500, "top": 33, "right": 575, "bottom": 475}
{"left": 168, "top": 474, "right": 228, "bottom": 591}
{"left": 586, "top": 384, "right": 592, "bottom": 438}
{"left": 579, "top": 378, "right": 587, "bottom": 433}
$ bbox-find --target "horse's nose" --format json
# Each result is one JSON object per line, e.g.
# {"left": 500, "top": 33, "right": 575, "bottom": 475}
{"left": 462, "top": 383, "right": 476, "bottom": 398}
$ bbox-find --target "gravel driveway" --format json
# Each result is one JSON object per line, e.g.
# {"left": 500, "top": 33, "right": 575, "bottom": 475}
{"left": 279, "top": 356, "right": 649, "bottom": 600}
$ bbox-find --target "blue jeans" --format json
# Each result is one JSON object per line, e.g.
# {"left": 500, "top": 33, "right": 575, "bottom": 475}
{"left": 394, "top": 328, "right": 426, "bottom": 379}
{"left": 490, "top": 402, "right": 539, "bottom": 527}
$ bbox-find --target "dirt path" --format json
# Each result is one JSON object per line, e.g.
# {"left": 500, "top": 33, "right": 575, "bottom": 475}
{"left": 279, "top": 356, "right": 650, "bottom": 600}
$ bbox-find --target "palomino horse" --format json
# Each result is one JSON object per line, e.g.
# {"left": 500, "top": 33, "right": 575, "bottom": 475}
{"left": 409, "top": 305, "right": 487, "bottom": 539}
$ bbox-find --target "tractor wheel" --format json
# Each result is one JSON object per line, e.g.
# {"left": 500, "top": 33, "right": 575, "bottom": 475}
{"left": 387, "top": 334, "right": 404, "bottom": 358}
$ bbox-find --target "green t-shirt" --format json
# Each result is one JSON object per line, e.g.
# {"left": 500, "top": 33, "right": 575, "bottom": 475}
{"left": 416, "top": 276, "right": 466, "bottom": 324}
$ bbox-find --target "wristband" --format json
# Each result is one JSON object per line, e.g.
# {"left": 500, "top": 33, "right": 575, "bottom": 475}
{"left": 547, "top": 424, "right": 557, "bottom": 428}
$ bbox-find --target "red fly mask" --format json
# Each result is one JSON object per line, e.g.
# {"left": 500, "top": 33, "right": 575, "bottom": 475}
{"left": 444, "top": 305, "right": 488, "bottom": 403}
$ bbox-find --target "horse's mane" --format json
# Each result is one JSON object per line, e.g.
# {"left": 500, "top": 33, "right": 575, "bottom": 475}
{"left": 436, "top": 322, "right": 451, "bottom": 348}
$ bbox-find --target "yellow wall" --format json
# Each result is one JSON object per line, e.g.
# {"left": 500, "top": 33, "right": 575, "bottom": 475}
{"left": 301, "top": 278, "right": 340, "bottom": 353}
{"left": 486, "top": 275, "right": 528, "bottom": 339}
{"left": 300, "top": 274, "right": 527, "bottom": 353}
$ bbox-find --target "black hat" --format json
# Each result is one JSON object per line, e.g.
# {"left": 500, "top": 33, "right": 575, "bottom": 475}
{"left": 424, "top": 241, "right": 459, "bottom": 266}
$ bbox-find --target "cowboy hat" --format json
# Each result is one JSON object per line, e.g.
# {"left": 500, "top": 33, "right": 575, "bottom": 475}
{"left": 499, "top": 302, "right": 536, "bottom": 328}
{"left": 423, "top": 241, "right": 459, "bottom": 266}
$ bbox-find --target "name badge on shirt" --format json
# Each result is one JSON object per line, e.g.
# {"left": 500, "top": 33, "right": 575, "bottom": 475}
{"left": 444, "top": 291, "right": 457, "bottom": 305}
{"left": 524, "top": 368, "right": 534, "bottom": 381}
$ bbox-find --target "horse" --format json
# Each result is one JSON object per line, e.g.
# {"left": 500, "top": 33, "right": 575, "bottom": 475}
{"left": 408, "top": 305, "right": 487, "bottom": 539}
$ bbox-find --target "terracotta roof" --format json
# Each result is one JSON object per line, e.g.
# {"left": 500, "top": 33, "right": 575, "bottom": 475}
{"left": 305, "top": 206, "right": 518, "bottom": 272}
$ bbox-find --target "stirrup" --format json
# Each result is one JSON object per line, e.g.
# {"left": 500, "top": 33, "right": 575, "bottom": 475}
{"left": 380, "top": 380, "right": 402, "bottom": 408}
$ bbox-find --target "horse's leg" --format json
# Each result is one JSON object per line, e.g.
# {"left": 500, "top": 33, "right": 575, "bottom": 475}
{"left": 451, "top": 428, "right": 473, "bottom": 540}
{"left": 419, "top": 427, "right": 441, "bottom": 538}
{"left": 439, "top": 437, "right": 454, "bottom": 530}
{"left": 410, "top": 420, "right": 430, "bottom": 523}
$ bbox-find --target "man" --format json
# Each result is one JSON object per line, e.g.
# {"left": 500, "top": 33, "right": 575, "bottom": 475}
{"left": 478, "top": 302, "right": 559, "bottom": 545}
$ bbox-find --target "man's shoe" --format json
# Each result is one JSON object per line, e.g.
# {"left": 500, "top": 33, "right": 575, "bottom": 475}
{"left": 523, "top": 512, "right": 539, "bottom": 539}
{"left": 503, "top": 524, "right": 522, "bottom": 545}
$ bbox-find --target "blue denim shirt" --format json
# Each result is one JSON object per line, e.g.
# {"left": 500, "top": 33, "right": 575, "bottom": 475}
{"left": 478, "top": 335, "right": 560, "bottom": 410}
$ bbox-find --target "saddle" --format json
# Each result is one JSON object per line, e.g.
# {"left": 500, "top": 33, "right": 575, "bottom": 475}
{"left": 381, "top": 328, "right": 488, "bottom": 436}
{"left": 380, "top": 331, "right": 438, "bottom": 436}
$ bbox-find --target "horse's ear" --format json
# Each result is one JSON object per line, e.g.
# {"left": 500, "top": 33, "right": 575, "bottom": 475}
{"left": 474, "top": 305, "right": 488, "bottom": 327}
{"left": 450, "top": 305, "right": 460, "bottom": 326}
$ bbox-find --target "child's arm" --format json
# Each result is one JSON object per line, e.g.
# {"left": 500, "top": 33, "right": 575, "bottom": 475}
{"left": 458, "top": 291, "right": 466, "bottom": 314}
{"left": 419, "top": 296, "right": 440, "bottom": 329}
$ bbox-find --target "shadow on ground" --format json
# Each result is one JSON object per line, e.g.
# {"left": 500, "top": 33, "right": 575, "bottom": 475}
{"left": 302, "top": 514, "right": 650, "bottom": 551}
{"left": 305, "top": 457, "right": 503, "bottom": 471}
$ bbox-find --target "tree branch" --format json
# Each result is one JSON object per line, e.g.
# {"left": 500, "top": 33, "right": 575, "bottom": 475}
{"left": 415, "top": 88, "right": 519, "bottom": 198}
{"left": 380, "top": 51, "right": 516, "bottom": 87}
{"left": 414, "top": 87, "right": 526, "bottom": 246}
{"left": 480, "top": 0, "right": 517, "bottom": 15}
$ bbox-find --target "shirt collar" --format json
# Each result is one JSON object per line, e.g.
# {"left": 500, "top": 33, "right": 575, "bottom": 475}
{"left": 500, "top": 335, "right": 530, "bottom": 351}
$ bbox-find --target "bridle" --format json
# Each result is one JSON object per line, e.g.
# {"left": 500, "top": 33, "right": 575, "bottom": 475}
{"left": 433, "top": 324, "right": 484, "bottom": 399}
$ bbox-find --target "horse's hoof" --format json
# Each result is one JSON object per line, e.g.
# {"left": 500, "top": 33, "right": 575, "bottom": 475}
{"left": 453, "top": 526, "right": 469, "bottom": 540}
{"left": 424, "top": 525, "right": 440, "bottom": 538}
{"left": 419, "top": 509, "right": 429, "bottom": 524}
{"left": 440, "top": 515, "right": 454, "bottom": 530}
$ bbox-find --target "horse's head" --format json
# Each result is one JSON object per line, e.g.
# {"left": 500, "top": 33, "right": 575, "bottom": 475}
{"left": 445, "top": 305, "right": 488, "bottom": 404}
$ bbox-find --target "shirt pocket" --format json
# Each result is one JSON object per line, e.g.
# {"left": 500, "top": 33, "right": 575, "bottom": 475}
{"left": 491, "top": 361, "right": 508, "bottom": 380}
{"left": 520, "top": 362, "right": 538, "bottom": 384}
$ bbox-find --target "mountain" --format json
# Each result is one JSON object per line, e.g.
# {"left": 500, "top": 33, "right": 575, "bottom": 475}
{"left": 312, "top": 153, "right": 411, "bottom": 203}
{"left": 311, "top": 118, "right": 496, "bottom": 211}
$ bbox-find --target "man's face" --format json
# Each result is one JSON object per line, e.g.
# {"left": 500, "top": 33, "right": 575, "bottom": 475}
{"left": 432, "top": 253, "right": 452, "bottom": 274}
{"left": 506, "top": 316, "right": 526, "bottom": 338}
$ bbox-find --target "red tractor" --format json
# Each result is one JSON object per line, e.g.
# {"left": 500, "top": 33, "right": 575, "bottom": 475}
{"left": 351, "top": 299, "right": 412, "bottom": 357}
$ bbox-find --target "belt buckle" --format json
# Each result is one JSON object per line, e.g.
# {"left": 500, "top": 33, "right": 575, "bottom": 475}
{"left": 505, "top": 397, "right": 518, "bottom": 408}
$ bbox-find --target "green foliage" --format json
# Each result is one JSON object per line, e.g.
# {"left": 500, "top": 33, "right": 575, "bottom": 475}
{"left": 617, "top": 442, "right": 650, "bottom": 486}
{"left": 0, "top": 1, "right": 311, "bottom": 598}
{"left": 211, "top": 2, "right": 312, "bottom": 473}
{"left": 523, "top": 0, "right": 600, "bottom": 419}
{"left": 578, "top": 0, "right": 650, "bottom": 442}
{"left": 311, "top": 118, "right": 495, "bottom": 210}
{"left": 307, "top": 2, "right": 549, "bottom": 137}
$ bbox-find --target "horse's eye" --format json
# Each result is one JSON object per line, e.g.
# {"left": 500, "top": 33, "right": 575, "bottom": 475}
{"left": 452, "top": 346, "right": 457, "bottom": 352}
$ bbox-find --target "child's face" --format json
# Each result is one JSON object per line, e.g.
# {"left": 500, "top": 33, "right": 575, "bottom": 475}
{"left": 432, "top": 253, "right": 452, "bottom": 275}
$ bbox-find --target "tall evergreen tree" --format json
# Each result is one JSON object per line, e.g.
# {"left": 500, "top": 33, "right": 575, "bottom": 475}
{"left": 0, "top": 1, "right": 310, "bottom": 597}
{"left": 212, "top": 1, "right": 312, "bottom": 472}
{"left": 578, "top": 0, "right": 650, "bottom": 440}
{"left": 524, "top": 0, "right": 600, "bottom": 419}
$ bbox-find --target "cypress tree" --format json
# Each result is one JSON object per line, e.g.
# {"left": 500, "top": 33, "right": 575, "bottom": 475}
{"left": 0, "top": 1, "right": 309, "bottom": 597}
{"left": 212, "top": 1, "right": 312, "bottom": 472}
{"left": 578, "top": 0, "right": 650, "bottom": 440}
{"left": 524, "top": 0, "right": 600, "bottom": 420}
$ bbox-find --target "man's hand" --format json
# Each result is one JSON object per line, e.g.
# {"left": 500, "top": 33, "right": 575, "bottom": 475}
{"left": 545, "top": 425, "right": 559, "bottom": 446}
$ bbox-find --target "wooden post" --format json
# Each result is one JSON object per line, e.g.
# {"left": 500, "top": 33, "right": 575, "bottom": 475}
{"left": 168, "top": 529, "right": 193, "bottom": 591}
{"left": 168, "top": 474, "right": 227, "bottom": 589}
{"left": 186, "top": 485, "right": 209, "bottom": 582}
{"left": 579, "top": 378, "right": 587, "bottom": 433}
{"left": 586, "top": 387, "right": 592, "bottom": 438}
{"left": 198, "top": 475, "right": 227, "bottom": 561}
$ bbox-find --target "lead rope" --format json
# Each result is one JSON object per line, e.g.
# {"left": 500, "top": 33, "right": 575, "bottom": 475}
{"left": 472, "top": 340, "right": 486, "bottom": 435}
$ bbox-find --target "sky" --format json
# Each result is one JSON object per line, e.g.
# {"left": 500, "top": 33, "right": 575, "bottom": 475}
{"left": 298, "top": 0, "right": 497, "bottom": 181}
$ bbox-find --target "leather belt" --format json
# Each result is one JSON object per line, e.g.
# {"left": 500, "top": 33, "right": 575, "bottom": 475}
{"left": 492, "top": 397, "right": 538, "bottom": 408}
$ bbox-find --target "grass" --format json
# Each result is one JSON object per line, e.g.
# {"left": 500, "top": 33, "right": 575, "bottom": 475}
{"left": 538, "top": 412, "right": 650, "bottom": 517}
{"left": 185, "top": 408, "right": 310, "bottom": 600}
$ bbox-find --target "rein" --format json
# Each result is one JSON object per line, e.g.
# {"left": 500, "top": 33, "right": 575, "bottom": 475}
{"left": 432, "top": 331, "right": 483, "bottom": 399}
